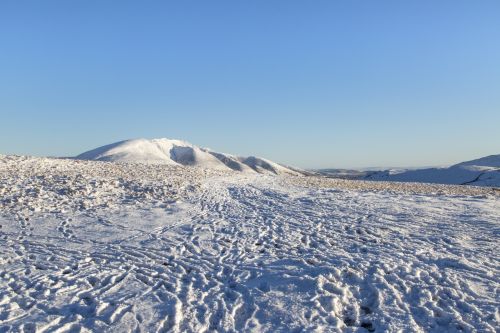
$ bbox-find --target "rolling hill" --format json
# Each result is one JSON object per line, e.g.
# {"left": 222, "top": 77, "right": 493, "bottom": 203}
{"left": 76, "top": 138, "right": 302, "bottom": 175}
{"left": 364, "top": 154, "right": 500, "bottom": 187}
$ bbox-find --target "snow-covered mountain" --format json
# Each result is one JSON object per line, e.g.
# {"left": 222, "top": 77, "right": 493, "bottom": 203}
{"left": 454, "top": 154, "right": 500, "bottom": 168}
{"left": 365, "top": 154, "right": 500, "bottom": 187}
{"left": 76, "top": 138, "right": 302, "bottom": 175}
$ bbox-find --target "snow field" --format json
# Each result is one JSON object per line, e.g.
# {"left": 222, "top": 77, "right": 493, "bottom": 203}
{"left": 0, "top": 155, "right": 498, "bottom": 332}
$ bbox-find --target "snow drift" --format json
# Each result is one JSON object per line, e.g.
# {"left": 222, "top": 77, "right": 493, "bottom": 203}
{"left": 76, "top": 138, "right": 302, "bottom": 175}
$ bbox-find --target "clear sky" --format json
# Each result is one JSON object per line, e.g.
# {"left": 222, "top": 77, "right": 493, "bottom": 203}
{"left": 1, "top": 1, "right": 499, "bottom": 169}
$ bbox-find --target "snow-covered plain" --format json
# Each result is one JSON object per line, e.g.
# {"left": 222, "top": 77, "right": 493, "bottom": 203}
{"left": 1, "top": 155, "right": 499, "bottom": 332}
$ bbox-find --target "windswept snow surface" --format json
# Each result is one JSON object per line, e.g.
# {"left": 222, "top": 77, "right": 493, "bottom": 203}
{"left": 76, "top": 138, "right": 301, "bottom": 175}
{"left": 1, "top": 155, "right": 499, "bottom": 332}
{"left": 365, "top": 154, "right": 500, "bottom": 187}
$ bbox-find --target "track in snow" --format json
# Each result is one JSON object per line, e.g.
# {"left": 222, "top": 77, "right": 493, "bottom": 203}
{"left": 0, "top": 156, "right": 498, "bottom": 332}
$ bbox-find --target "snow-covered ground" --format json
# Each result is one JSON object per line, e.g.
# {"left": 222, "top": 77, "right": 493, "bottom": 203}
{"left": 0, "top": 155, "right": 499, "bottom": 332}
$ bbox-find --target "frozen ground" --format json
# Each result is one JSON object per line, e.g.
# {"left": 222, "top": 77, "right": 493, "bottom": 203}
{"left": 0, "top": 155, "right": 499, "bottom": 332}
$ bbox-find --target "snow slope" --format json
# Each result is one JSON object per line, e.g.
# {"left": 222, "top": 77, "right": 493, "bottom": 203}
{"left": 0, "top": 155, "right": 499, "bottom": 332}
{"left": 455, "top": 154, "right": 500, "bottom": 168}
{"left": 76, "top": 138, "right": 301, "bottom": 175}
{"left": 365, "top": 154, "right": 500, "bottom": 187}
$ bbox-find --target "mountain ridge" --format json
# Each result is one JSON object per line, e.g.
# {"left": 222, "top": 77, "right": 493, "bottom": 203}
{"left": 76, "top": 138, "right": 303, "bottom": 175}
{"left": 364, "top": 154, "right": 500, "bottom": 187}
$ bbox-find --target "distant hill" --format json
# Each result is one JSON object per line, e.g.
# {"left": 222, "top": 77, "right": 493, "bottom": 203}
{"left": 362, "top": 154, "right": 500, "bottom": 187}
{"left": 76, "top": 138, "right": 303, "bottom": 175}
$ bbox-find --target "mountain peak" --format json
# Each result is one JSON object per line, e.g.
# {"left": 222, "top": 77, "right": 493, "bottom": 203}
{"left": 76, "top": 138, "right": 302, "bottom": 175}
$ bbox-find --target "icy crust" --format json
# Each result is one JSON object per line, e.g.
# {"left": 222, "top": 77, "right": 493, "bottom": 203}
{"left": 0, "top": 155, "right": 210, "bottom": 216}
{"left": 0, "top": 155, "right": 499, "bottom": 332}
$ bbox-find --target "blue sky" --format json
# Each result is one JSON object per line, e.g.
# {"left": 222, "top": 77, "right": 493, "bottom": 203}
{"left": 1, "top": 1, "right": 499, "bottom": 168}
